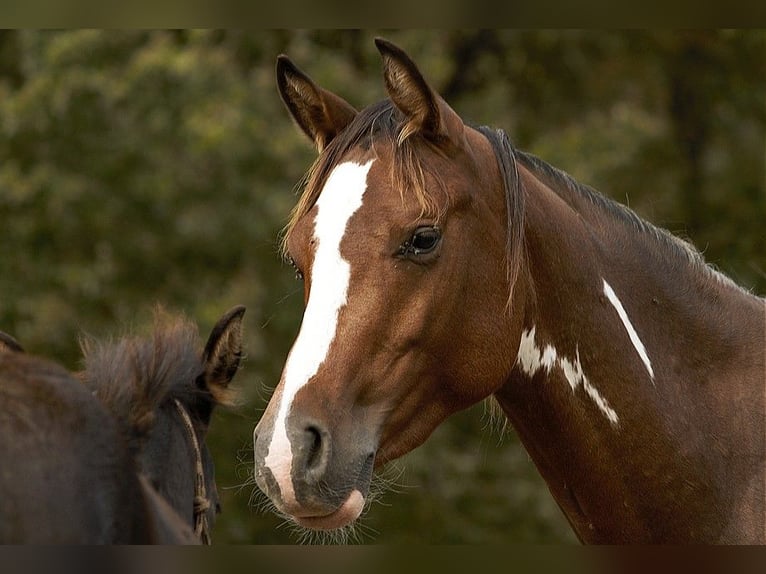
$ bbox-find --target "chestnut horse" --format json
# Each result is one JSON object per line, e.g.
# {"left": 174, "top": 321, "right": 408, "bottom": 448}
{"left": 0, "top": 305, "right": 244, "bottom": 543}
{"left": 253, "top": 38, "right": 765, "bottom": 543}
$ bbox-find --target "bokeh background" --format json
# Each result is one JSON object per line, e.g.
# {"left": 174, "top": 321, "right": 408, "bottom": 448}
{"left": 0, "top": 30, "right": 763, "bottom": 544}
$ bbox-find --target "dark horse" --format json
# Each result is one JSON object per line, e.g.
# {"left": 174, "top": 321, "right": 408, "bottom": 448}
{"left": 253, "top": 38, "right": 765, "bottom": 543}
{"left": 0, "top": 305, "right": 245, "bottom": 544}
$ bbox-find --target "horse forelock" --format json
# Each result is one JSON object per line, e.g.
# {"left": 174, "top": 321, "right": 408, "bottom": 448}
{"left": 80, "top": 309, "right": 206, "bottom": 453}
{"left": 280, "top": 100, "right": 451, "bottom": 260}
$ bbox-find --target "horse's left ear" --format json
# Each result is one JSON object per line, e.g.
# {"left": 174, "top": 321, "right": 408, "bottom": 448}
{"left": 375, "top": 37, "right": 464, "bottom": 146}
{"left": 0, "top": 331, "right": 24, "bottom": 354}
{"left": 200, "top": 305, "right": 246, "bottom": 400}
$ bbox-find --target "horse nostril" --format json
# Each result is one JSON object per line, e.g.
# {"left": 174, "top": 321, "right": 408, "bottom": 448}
{"left": 291, "top": 421, "right": 332, "bottom": 485}
{"left": 305, "top": 425, "right": 324, "bottom": 472}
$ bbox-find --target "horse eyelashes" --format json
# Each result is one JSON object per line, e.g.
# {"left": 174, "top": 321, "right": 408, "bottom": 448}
{"left": 287, "top": 256, "right": 304, "bottom": 280}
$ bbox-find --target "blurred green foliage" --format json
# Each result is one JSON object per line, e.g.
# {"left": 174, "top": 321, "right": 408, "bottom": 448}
{"left": 0, "top": 30, "right": 763, "bottom": 544}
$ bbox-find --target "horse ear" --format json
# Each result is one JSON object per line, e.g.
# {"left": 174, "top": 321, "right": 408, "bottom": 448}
{"left": 375, "top": 37, "right": 464, "bottom": 145}
{"left": 276, "top": 55, "right": 358, "bottom": 153}
{"left": 200, "top": 305, "right": 246, "bottom": 399}
{"left": 0, "top": 331, "right": 24, "bottom": 354}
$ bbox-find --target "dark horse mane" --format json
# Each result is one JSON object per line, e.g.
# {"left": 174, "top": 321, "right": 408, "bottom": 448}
{"left": 283, "top": 98, "right": 744, "bottom": 301}
{"left": 512, "top": 147, "right": 748, "bottom": 292}
{"left": 79, "top": 308, "right": 228, "bottom": 457}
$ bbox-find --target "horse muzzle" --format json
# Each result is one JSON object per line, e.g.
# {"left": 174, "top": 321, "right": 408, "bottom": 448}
{"left": 253, "top": 415, "right": 376, "bottom": 530}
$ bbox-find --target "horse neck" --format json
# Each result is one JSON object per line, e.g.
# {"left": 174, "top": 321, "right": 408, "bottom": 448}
{"left": 494, "top": 162, "right": 765, "bottom": 543}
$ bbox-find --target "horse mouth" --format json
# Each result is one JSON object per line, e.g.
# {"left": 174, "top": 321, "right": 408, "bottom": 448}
{"left": 291, "top": 489, "right": 366, "bottom": 531}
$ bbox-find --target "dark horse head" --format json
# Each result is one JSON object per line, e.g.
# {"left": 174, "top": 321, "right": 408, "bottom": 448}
{"left": 254, "top": 38, "right": 765, "bottom": 543}
{"left": 80, "top": 305, "right": 246, "bottom": 543}
{"left": 0, "top": 305, "right": 245, "bottom": 543}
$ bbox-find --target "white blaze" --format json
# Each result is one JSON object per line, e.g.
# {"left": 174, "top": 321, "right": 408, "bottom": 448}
{"left": 602, "top": 279, "right": 655, "bottom": 381}
{"left": 264, "top": 160, "right": 375, "bottom": 506}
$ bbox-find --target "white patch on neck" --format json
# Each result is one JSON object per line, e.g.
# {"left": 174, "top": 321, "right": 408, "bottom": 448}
{"left": 517, "top": 327, "right": 619, "bottom": 425}
{"left": 264, "top": 159, "right": 375, "bottom": 506}
{"left": 602, "top": 279, "right": 655, "bottom": 382}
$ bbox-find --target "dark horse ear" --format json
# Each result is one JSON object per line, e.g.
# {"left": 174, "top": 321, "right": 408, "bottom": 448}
{"left": 276, "top": 55, "right": 358, "bottom": 153}
{"left": 375, "top": 37, "right": 464, "bottom": 146}
{"left": 200, "top": 305, "right": 246, "bottom": 402}
{"left": 0, "top": 331, "right": 24, "bottom": 354}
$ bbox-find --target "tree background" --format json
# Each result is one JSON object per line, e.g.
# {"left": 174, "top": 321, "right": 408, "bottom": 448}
{"left": 0, "top": 30, "right": 763, "bottom": 544}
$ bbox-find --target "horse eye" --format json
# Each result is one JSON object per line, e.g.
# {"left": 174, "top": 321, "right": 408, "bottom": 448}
{"left": 411, "top": 227, "right": 441, "bottom": 253}
{"left": 399, "top": 226, "right": 442, "bottom": 258}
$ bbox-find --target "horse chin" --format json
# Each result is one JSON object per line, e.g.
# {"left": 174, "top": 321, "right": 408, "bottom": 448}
{"left": 292, "top": 489, "right": 366, "bottom": 530}
{"left": 376, "top": 429, "right": 432, "bottom": 467}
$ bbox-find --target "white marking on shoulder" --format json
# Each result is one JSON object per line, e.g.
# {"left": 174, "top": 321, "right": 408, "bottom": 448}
{"left": 264, "top": 159, "right": 375, "bottom": 506}
{"left": 517, "top": 327, "right": 619, "bottom": 426}
{"left": 602, "top": 279, "right": 655, "bottom": 381}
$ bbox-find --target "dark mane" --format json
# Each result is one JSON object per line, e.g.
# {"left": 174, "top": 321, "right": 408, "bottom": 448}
{"left": 513, "top": 148, "right": 744, "bottom": 290}
{"left": 517, "top": 149, "right": 654, "bottom": 232}
{"left": 475, "top": 126, "right": 526, "bottom": 307}
{"left": 79, "top": 308, "right": 206, "bottom": 457}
